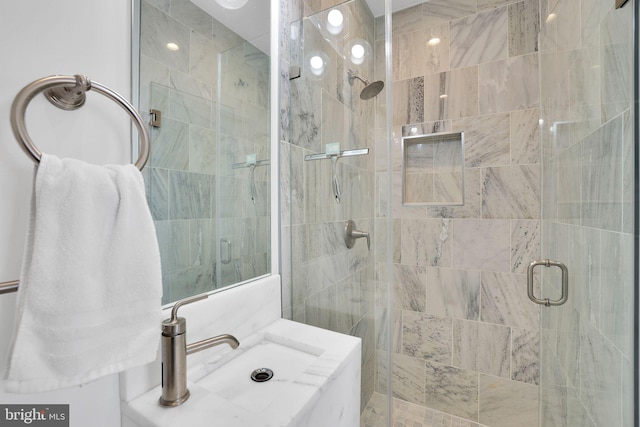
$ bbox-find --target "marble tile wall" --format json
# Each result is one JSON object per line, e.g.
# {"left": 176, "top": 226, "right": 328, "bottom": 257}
{"left": 538, "top": 0, "right": 635, "bottom": 426}
{"left": 140, "top": 0, "right": 269, "bottom": 304}
{"left": 374, "top": 0, "right": 543, "bottom": 426}
{"left": 281, "top": 1, "right": 633, "bottom": 427}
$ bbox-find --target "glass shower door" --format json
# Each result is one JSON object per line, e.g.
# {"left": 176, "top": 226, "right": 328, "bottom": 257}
{"left": 285, "top": 0, "right": 392, "bottom": 424}
{"left": 538, "top": 0, "right": 635, "bottom": 425}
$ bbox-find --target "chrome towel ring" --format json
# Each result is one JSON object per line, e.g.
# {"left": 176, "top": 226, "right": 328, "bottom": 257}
{"left": 10, "top": 74, "right": 150, "bottom": 170}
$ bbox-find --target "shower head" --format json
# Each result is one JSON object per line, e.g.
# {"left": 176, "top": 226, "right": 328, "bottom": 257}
{"left": 347, "top": 69, "right": 384, "bottom": 100}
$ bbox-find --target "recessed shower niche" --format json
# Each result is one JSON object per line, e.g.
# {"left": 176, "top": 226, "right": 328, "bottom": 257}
{"left": 401, "top": 131, "right": 464, "bottom": 206}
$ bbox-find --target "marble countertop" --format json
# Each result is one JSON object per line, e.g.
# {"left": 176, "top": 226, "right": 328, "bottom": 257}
{"left": 123, "top": 318, "right": 360, "bottom": 427}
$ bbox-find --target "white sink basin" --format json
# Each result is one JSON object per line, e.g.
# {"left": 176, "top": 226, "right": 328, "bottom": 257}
{"left": 122, "top": 319, "right": 361, "bottom": 427}
{"left": 196, "top": 338, "right": 322, "bottom": 413}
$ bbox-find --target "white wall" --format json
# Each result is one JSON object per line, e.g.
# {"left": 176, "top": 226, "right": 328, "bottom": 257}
{"left": 0, "top": 2, "right": 133, "bottom": 426}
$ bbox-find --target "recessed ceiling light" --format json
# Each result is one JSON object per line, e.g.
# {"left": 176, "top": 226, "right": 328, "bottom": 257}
{"left": 326, "top": 9, "right": 344, "bottom": 35}
{"left": 327, "top": 9, "right": 344, "bottom": 27}
{"left": 351, "top": 44, "right": 365, "bottom": 59}
{"left": 166, "top": 42, "right": 179, "bottom": 51}
{"left": 428, "top": 37, "right": 441, "bottom": 46}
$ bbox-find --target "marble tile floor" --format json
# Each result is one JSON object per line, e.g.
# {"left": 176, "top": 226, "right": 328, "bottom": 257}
{"left": 361, "top": 393, "right": 485, "bottom": 427}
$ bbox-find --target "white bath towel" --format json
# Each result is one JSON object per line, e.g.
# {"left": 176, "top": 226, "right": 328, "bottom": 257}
{"left": 5, "top": 154, "right": 162, "bottom": 393}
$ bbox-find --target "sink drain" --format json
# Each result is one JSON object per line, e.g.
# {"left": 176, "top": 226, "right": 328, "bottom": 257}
{"left": 250, "top": 368, "right": 274, "bottom": 382}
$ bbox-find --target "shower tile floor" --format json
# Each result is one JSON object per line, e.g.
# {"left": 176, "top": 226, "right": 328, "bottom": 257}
{"left": 361, "top": 393, "right": 486, "bottom": 427}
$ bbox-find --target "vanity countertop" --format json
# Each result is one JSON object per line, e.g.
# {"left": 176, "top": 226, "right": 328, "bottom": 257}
{"left": 122, "top": 318, "right": 361, "bottom": 427}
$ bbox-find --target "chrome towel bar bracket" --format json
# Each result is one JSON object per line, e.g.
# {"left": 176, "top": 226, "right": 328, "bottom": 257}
{"left": 10, "top": 74, "right": 150, "bottom": 170}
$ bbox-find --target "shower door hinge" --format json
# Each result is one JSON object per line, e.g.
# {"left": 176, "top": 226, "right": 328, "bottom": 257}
{"left": 150, "top": 109, "right": 162, "bottom": 128}
{"left": 289, "top": 65, "right": 301, "bottom": 80}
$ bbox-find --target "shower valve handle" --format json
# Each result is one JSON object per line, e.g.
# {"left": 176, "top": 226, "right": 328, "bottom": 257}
{"left": 345, "top": 220, "right": 370, "bottom": 250}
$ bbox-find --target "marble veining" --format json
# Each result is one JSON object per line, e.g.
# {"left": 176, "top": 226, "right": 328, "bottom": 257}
{"left": 508, "top": 0, "right": 540, "bottom": 57}
{"left": 511, "top": 328, "right": 539, "bottom": 384}
{"left": 150, "top": 117, "right": 189, "bottom": 170}
{"left": 393, "top": 77, "right": 425, "bottom": 126}
{"left": 452, "top": 219, "right": 510, "bottom": 272}
{"left": 479, "top": 53, "right": 539, "bottom": 114}
{"left": 581, "top": 115, "right": 624, "bottom": 232}
{"left": 290, "top": 79, "right": 321, "bottom": 152}
{"left": 424, "top": 67, "right": 479, "bottom": 122}
{"left": 170, "top": 0, "right": 212, "bottom": 38}
{"left": 361, "top": 393, "right": 482, "bottom": 427}
{"left": 600, "top": 231, "right": 634, "bottom": 358}
{"left": 453, "top": 320, "right": 510, "bottom": 378}
{"left": 189, "top": 126, "right": 216, "bottom": 174}
{"left": 169, "top": 170, "right": 212, "bottom": 219}
{"left": 453, "top": 114, "right": 510, "bottom": 168}
{"left": 510, "top": 220, "right": 541, "bottom": 274}
{"left": 401, "top": 219, "right": 452, "bottom": 267}
{"left": 568, "top": 225, "right": 601, "bottom": 327}
{"left": 427, "top": 168, "right": 482, "bottom": 219}
{"left": 478, "top": 0, "right": 520, "bottom": 12}
{"left": 422, "top": 0, "right": 478, "bottom": 25}
{"left": 391, "top": 4, "right": 426, "bottom": 37}
{"left": 482, "top": 165, "right": 541, "bottom": 219}
{"left": 426, "top": 267, "right": 480, "bottom": 320}
{"left": 424, "top": 361, "right": 479, "bottom": 421}
{"left": 402, "top": 311, "right": 452, "bottom": 364}
{"left": 393, "top": 354, "right": 426, "bottom": 405}
{"left": 433, "top": 172, "right": 464, "bottom": 205}
{"left": 510, "top": 109, "right": 540, "bottom": 165}
{"left": 578, "top": 316, "right": 623, "bottom": 426}
{"left": 450, "top": 8, "right": 508, "bottom": 69}
{"left": 149, "top": 168, "right": 169, "bottom": 220}
{"left": 480, "top": 271, "right": 539, "bottom": 329}
{"left": 478, "top": 374, "right": 539, "bottom": 426}
{"left": 393, "top": 264, "right": 426, "bottom": 312}
{"left": 141, "top": 1, "right": 190, "bottom": 73}
{"left": 395, "top": 24, "right": 450, "bottom": 78}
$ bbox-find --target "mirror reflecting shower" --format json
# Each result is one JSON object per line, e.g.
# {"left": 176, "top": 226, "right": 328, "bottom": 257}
{"left": 348, "top": 69, "right": 384, "bottom": 100}
{"left": 136, "top": 0, "right": 271, "bottom": 304}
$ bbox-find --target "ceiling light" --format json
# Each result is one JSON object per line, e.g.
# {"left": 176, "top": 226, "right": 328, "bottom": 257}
{"left": 166, "top": 42, "right": 180, "bottom": 51}
{"left": 326, "top": 9, "right": 344, "bottom": 35}
{"left": 327, "top": 9, "right": 343, "bottom": 27}
{"left": 347, "top": 39, "right": 370, "bottom": 65}
{"left": 428, "top": 37, "right": 440, "bottom": 46}
{"left": 351, "top": 44, "right": 365, "bottom": 59}
{"left": 439, "top": 94, "right": 448, "bottom": 99}
{"left": 309, "top": 55, "right": 325, "bottom": 76}
{"left": 545, "top": 13, "right": 557, "bottom": 23}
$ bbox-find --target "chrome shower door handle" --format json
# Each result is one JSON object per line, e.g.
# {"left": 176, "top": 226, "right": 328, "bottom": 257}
{"left": 527, "top": 259, "right": 568, "bottom": 306}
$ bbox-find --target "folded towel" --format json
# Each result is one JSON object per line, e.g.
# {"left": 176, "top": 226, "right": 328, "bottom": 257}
{"left": 5, "top": 154, "right": 162, "bottom": 393}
